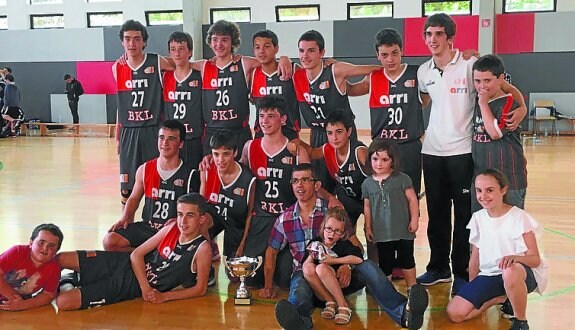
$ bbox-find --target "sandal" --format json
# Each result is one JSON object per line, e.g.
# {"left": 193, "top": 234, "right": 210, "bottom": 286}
{"left": 321, "top": 301, "right": 337, "bottom": 319}
{"left": 334, "top": 306, "right": 352, "bottom": 325}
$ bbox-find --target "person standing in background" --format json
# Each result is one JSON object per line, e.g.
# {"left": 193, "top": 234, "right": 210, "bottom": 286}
{"left": 64, "top": 74, "right": 84, "bottom": 125}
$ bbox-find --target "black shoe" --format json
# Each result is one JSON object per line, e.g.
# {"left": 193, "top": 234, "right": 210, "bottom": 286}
{"left": 208, "top": 266, "right": 216, "bottom": 286}
{"left": 401, "top": 284, "right": 429, "bottom": 330}
{"left": 501, "top": 299, "right": 515, "bottom": 319}
{"left": 275, "top": 299, "right": 307, "bottom": 330}
{"left": 509, "top": 318, "right": 529, "bottom": 330}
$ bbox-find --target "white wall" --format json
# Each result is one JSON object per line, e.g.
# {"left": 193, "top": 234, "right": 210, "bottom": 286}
{"left": 0, "top": 0, "right": 182, "bottom": 29}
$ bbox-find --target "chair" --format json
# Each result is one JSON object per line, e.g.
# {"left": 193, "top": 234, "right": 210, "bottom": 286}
{"left": 530, "top": 99, "right": 557, "bottom": 136}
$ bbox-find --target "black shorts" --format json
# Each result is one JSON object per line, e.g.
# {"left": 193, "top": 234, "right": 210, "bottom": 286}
{"left": 181, "top": 138, "right": 204, "bottom": 170}
{"left": 77, "top": 250, "right": 140, "bottom": 309}
{"left": 2, "top": 106, "right": 24, "bottom": 120}
{"left": 114, "top": 221, "right": 159, "bottom": 248}
{"left": 208, "top": 211, "right": 245, "bottom": 258}
{"left": 376, "top": 239, "right": 416, "bottom": 276}
{"left": 243, "top": 215, "right": 277, "bottom": 259}
{"left": 397, "top": 139, "right": 422, "bottom": 196}
{"left": 457, "top": 264, "right": 538, "bottom": 309}
{"left": 203, "top": 127, "right": 252, "bottom": 160}
{"left": 119, "top": 126, "right": 160, "bottom": 191}
{"left": 336, "top": 192, "right": 363, "bottom": 227}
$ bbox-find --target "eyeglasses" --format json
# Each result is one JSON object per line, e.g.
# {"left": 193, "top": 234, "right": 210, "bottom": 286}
{"left": 290, "top": 177, "right": 316, "bottom": 185}
{"left": 324, "top": 226, "right": 344, "bottom": 236}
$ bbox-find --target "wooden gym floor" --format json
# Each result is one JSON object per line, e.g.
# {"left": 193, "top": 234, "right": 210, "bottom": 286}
{"left": 1, "top": 134, "right": 574, "bottom": 329}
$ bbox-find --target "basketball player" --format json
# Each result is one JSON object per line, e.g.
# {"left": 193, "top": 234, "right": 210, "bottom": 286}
{"left": 55, "top": 193, "right": 212, "bottom": 310}
{"left": 163, "top": 31, "right": 203, "bottom": 169}
{"left": 201, "top": 130, "right": 256, "bottom": 260}
{"left": 348, "top": 28, "right": 424, "bottom": 197}
{"left": 239, "top": 95, "right": 310, "bottom": 288}
{"left": 113, "top": 20, "right": 174, "bottom": 205}
{"left": 103, "top": 120, "right": 198, "bottom": 252}
{"left": 250, "top": 29, "right": 301, "bottom": 142}
{"left": 293, "top": 30, "right": 381, "bottom": 193}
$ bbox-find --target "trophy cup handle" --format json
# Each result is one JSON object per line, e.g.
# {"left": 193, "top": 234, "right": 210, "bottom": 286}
{"left": 249, "top": 256, "right": 264, "bottom": 278}
{"left": 222, "top": 256, "right": 232, "bottom": 273}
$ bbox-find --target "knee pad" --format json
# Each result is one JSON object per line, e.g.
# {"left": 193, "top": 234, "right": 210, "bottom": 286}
{"left": 121, "top": 189, "right": 131, "bottom": 204}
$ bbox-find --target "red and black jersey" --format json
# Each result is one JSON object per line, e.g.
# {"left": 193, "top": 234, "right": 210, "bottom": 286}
{"left": 115, "top": 53, "right": 163, "bottom": 127}
{"left": 201, "top": 58, "right": 250, "bottom": 130}
{"left": 369, "top": 64, "right": 424, "bottom": 142}
{"left": 202, "top": 162, "right": 255, "bottom": 230}
{"left": 163, "top": 69, "right": 203, "bottom": 140}
{"left": 249, "top": 138, "right": 296, "bottom": 216}
{"left": 323, "top": 140, "right": 367, "bottom": 201}
{"left": 293, "top": 63, "right": 354, "bottom": 130}
{"left": 145, "top": 226, "right": 206, "bottom": 291}
{"left": 142, "top": 159, "right": 196, "bottom": 229}
{"left": 251, "top": 66, "right": 300, "bottom": 137}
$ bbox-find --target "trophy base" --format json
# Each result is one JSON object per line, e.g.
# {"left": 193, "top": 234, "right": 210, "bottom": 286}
{"left": 234, "top": 297, "right": 252, "bottom": 305}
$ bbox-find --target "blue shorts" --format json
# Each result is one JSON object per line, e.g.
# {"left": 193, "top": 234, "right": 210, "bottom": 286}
{"left": 456, "top": 264, "right": 537, "bottom": 309}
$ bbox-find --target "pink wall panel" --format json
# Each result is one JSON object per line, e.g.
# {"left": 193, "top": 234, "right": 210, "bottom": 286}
{"left": 76, "top": 61, "right": 116, "bottom": 95}
{"left": 495, "top": 13, "right": 534, "bottom": 54}
{"left": 404, "top": 16, "right": 479, "bottom": 57}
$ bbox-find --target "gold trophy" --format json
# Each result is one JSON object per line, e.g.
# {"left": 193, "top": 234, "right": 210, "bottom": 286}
{"left": 223, "top": 256, "right": 263, "bottom": 305}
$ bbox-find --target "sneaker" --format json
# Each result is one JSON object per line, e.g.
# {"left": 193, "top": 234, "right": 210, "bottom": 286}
{"left": 501, "top": 299, "right": 514, "bottom": 319}
{"left": 509, "top": 318, "right": 529, "bottom": 330}
{"left": 211, "top": 240, "right": 221, "bottom": 261}
{"left": 208, "top": 266, "right": 216, "bottom": 286}
{"left": 275, "top": 299, "right": 307, "bottom": 330}
{"left": 416, "top": 270, "right": 452, "bottom": 286}
{"left": 401, "top": 284, "right": 429, "bottom": 330}
{"left": 391, "top": 267, "right": 405, "bottom": 280}
{"left": 450, "top": 277, "right": 468, "bottom": 297}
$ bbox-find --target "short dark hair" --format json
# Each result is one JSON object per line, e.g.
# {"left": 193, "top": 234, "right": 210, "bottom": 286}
{"left": 4, "top": 74, "right": 14, "bottom": 82}
{"left": 206, "top": 20, "right": 241, "bottom": 53}
{"left": 298, "top": 30, "right": 325, "bottom": 52}
{"left": 292, "top": 163, "right": 316, "bottom": 179}
{"left": 3, "top": 67, "right": 12, "bottom": 73}
{"left": 365, "top": 138, "right": 400, "bottom": 176}
{"left": 252, "top": 29, "right": 279, "bottom": 47}
{"left": 256, "top": 95, "right": 286, "bottom": 116}
{"left": 31, "top": 223, "right": 64, "bottom": 250}
{"left": 64, "top": 74, "right": 72, "bottom": 80}
{"left": 119, "top": 19, "right": 149, "bottom": 45}
{"left": 424, "top": 13, "right": 456, "bottom": 39}
{"left": 168, "top": 31, "right": 194, "bottom": 58}
{"left": 325, "top": 110, "right": 354, "bottom": 131}
{"left": 473, "top": 54, "right": 505, "bottom": 78}
{"left": 177, "top": 193, "right": 208, "bottom": 215}
{"left": 375, "top": 28, "right": 403, "bottom": 51}
{"left": 160, "top": 119, "right": 186, "bottom": 141}
{"left": 209, "top": 129, "right": 237, "bottom": 152}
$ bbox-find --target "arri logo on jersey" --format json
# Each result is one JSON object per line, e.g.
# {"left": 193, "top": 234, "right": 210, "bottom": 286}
{"left": 303, "top": 92, "right": 325, "bottom": 104}
{"left": 209, "top": 193, "right": 235, "bottom": 207}
{"left": 259, "top": 86, "right": 283, "bottom": 95}
{"left": 168, "top": 91, "right": 193, "bottom": 101}
{"left": 152, "top": 188, "right": 176, "bottom": 200}
{"left": 210, "top": 77, "right": 233, "bottom": 88}
{"left": 378, "top": 93, "right": 408, "bottom": 106}
{"left": 257, "top": 167, "right": 283, "bottom": 178}
{"left": 450, "top": 77, "right": 468, "bottom": 94}
{"left": 125, "top": 79, "right": 149, "bottom": 89}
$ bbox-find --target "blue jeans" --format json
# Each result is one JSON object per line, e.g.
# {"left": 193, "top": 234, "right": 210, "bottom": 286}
{"left": 288, "top": 260, "right": 407, "bottom": 327}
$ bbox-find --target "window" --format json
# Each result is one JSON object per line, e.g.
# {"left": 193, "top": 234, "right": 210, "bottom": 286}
{"left": 29, "top": 0, "right": 62, "bottom": 4}
{"left": 0, "top": 16, "right": 6, "bottom": 30}
{"left": 422, "top": 0, "right": 472, "bottom": 16}
{"left": 210, "top": 7, "right": 250, "bottom": 24}
{"left": 87, "top": 0, "right": 120, "bottom": 2}
{"left": 88, "top": 12, "right": 123, "bottom": 27}
{"left": 145, "top": 10, "right": 183, "bottom": 26}
{"left": 276, "top": 5, "right": 320, "bottom": 22}
{"left": 31, "top": 14, "right": 64, "bottom": 29}
{"left": 0, "top": 0, "right": 6, "bottom": 6}
{"left": 348, "top": 2, "right": 393, "bottom": 19}
{"left": 504, "top": 0, "right": 556, "bottom": 13}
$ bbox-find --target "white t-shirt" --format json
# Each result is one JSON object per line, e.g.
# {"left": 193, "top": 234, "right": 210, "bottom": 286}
{"left": 417, "top": 49, "right": 477, "bottom": 156}
{"left": 467, "top": 206, "right": 548, "bottom": 294}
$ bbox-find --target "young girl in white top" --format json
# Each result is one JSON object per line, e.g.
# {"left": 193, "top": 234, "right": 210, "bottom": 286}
{"left": 446, "top": 169, "right": 547, "bottom": 330}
